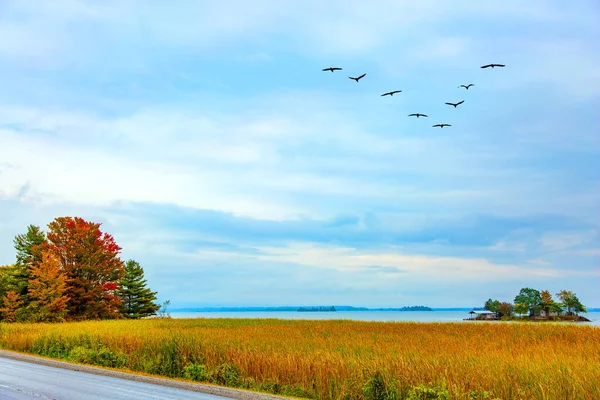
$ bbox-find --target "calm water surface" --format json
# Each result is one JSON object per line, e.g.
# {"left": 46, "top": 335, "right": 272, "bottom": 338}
{"left": 171, "top": 310, "right": 600, "bottom": 326}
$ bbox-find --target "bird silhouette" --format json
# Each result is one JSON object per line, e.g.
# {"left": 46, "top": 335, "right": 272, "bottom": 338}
{"left": 349, "top": 73, "right": 366, "bottom": 82}
{"left": 445, "top": 100, "right": 464, "bottom": 108}
{"left": 459, "top": 84, "right": 474, "bottom": 89}
{"left": 480, "top": 64, "right": 505, "bottom": 69}
{"left": 432, "top": 124, "right": 451, "bottom": 128}
{"left": 323, "top": 67, "right": 342, "bottom": 72}
{"left": 381, "top": 90, "right": 402, "bottom": 97}
{"left": 408, "top": 113, "right": 428, "bottom": 118}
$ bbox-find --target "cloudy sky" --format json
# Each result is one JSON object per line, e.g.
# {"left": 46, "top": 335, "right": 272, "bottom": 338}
{"left": 1, "top": 1, "right": 598, "bottom": 308}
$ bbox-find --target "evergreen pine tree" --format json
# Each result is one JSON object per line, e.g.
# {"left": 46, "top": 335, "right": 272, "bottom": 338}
{"left": 14, "top": 224, "right": 46, "bottom": 267}
{"left": 12, "top": 224, "right": 46, "bottom": 300}
{"left": 118, "top": 260, "right": 160, "bottom": 318}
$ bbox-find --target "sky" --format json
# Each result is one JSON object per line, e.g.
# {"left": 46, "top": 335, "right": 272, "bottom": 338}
{"left": 0, "top": 0, "right": 599, "bottom": 308}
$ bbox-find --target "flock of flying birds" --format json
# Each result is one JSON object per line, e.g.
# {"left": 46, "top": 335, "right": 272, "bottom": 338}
{"left": 322, "top": 63, "right": 506, "bottom": 128}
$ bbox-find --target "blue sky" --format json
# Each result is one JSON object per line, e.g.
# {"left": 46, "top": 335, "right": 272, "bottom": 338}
{"left": 0, "top": 0, "right": 598, "bottom": 308}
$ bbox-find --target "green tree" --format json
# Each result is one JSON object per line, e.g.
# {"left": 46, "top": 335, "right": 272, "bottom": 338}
{"left": 0, "top": 264, "right": 17, "bottom": 298}
{"left": 514, "top": 303, "right": 528, "bottom": 316}
{"left": 11, "top": 224, "right": 47, "bottom": 301}
{"left": 556, "top": 290, "right": 576, "bottom": 315}
{"left": 571, "top": 295, "right": 587, "bottom": 315}
{"left": 514, "top": 288, "right": 542, "bottom": 317}
{"left": 484, "top": 298, "right": 501, "bottom": 313}
{"left": 118, "top": 260, "right": 160, "bottom": 319}
{"left": 14, "top": 224, "right": 46, "bottom": 267}
{"left": 549, "top": 301, "right": 564, "bottom": 315}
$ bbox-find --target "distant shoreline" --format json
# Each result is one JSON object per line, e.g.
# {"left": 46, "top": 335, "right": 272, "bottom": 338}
{"left": 171, "top": 306, "right": 442, "bottom": 313}
{"left": 170, "top": 306, "right": 600, "bottom": 313}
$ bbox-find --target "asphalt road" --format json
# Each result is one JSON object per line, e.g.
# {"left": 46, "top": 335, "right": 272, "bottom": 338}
{"left": 0, "top": 356, "right": 235, "bottom": 400}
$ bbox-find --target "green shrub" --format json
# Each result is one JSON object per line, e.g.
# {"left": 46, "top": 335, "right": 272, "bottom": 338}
{"left": 362, "top": 371, "right": 396, "bottom": 400}
{"left": 407, "top": 384, "right": 449, "bottom": 400}
{"left": 68, "top": 345, "right": 127, "bottom": 368}
{"left": 183, "top": 363, "right": 208, "bottom": 381}
{"left": 210, "top": 362, "right": 242, "bottom": 387}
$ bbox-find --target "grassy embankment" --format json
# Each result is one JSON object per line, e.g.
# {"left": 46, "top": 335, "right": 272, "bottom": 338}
{"left": 1, "top": 319, "right": 599, "bottom": 399}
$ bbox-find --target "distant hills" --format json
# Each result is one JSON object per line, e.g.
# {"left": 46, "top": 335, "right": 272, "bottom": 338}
{"left": 171, "top": 306, "right": 600, "bottom": 313}
{"left": 172, "top": 305, "right": 434, "bottom": 312}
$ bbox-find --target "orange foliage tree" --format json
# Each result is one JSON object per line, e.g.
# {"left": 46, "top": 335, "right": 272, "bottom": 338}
{"left": 43, "top": 217, "right": 125, "bottom": 320}
{"left": 0, "top": 290, "right": 23, "bottom": 322}
{"left": 28, "top": 250, "right": 70, "bottom": 322}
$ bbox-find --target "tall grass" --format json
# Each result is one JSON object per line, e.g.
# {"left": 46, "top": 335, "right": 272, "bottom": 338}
{"left": 1, "top": 319, "right": 598, "bottom": 399}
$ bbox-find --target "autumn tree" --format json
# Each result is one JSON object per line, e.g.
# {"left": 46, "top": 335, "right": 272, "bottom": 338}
{"left": 27, "top": 250, "right": 70, "bottom": 322}
{"left": 498, "top": 302, "right": 514, "bottom": 318}
{"left": 0, "top": 291, "right": 23, "bottom": 322}
{"left": 514, "top": 288, "right": 542, "bottom": 316}
{"left": 118, "top": 260, "right": 160, "bottom": 319}
{"left": 11, "top": 225, "right": 47, "bottom": 300}
{"left": 540, "top": 290, "right": 554, "bottom": 316}
{"left": 43, "top": 217, "right": 125, "bottom": 320}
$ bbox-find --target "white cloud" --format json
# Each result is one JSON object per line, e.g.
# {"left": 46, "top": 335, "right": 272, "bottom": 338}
{"left": 1, "top": 95, "right": 598, "bottom": 224}
{"left": 251, "top": 242, "right": 597, "bottom": 283}
{"left": 539, "top": 230, "right": 598, "bottom": 252}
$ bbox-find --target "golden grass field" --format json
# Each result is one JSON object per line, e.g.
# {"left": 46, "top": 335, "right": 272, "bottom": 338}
{"left": 1, "top": 319, "right": 599, "bottom": 399}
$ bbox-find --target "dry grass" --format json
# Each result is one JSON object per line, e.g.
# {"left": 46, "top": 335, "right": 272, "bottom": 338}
{"left": 1, "top": 319, "right": 599, "bottom": 399}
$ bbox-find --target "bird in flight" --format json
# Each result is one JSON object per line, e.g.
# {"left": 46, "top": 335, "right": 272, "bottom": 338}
{"left": 480, "top": 64, "right": 505, "bottom": 69}
{"left": 432, "top": 124, "right": 451, "bottom": 128}
{"left": 323, "top": 67, "right": 342, "bottom": 73}
{"left": 408, "top": 113, "right": 428, "bottom": 118}
{"left": 349, "top": 73, "right": 366, "bottom": 82}
{"left": 445, "top": 100, "right": 464, "bottom": 108}
{"left": 459, "top": 84, "right": 474, "bottom": 90}
{"left": 381, "top": 90, "right": 402, "bottom": 97}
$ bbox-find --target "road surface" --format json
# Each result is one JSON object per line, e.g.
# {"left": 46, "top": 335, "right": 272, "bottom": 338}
{"left": 0, "top": 351, "right": 285, "bottom": 400}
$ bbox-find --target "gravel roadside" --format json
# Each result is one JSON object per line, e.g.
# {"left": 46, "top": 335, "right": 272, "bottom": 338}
{"left": 0, "top": 349, "right": 290, "bottom": 400}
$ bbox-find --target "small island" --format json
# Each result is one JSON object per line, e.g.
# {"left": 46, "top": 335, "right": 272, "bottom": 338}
{"left": 465, "top": 287, "right": 590, "bottom": 322}
{"left": 298, "top": 306, "right": 337, "bottom": 312}
{"left": 371, "top": 306, "right": 433, "bottom": 311}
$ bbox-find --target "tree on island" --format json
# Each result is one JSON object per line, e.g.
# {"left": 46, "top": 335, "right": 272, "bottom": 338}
{"left": 118, "top": 260, "right": 160, "bottom": 319}
{"left": 498, "top": 302, "right": 514, "bottom": 318}
{"left": 484, "top": 299, "right": 501, "bottom": 314}
{"left": 540, "top": 290, "right": 563, "bottom": 316}
{"left": 556, "top": 290, "right": 587, "bottom": 315}
{"left": 513, "top": 303, "right": 529, "bottom": 316}
{"left": 514, "top": 288, "right": 542, "bottom": 317}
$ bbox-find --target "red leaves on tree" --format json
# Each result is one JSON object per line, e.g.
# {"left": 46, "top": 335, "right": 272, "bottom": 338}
{"left": 28, "top": 250, "right": 70, "bottom": 322}
{"left": 103, "top": 282, "right": 118, "bottom": 291}
{"left": 43, "top": 217, "right": 125, "bottom": 320}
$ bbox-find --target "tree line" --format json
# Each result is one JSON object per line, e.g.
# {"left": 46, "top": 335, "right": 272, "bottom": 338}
{"left": 0, "top": 217, "right": 162, "bottom": 322}
{"left": 483, "top": 287, "right": 587, "bottom": 319}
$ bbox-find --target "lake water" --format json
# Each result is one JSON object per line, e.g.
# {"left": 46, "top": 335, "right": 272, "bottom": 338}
{"left": 171, "top": 310, "right": 600, "bottom": 326}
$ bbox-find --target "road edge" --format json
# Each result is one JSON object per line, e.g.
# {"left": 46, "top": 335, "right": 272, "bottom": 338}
{"left": 0, "top": 349, "right": 289, "bottom": 400}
